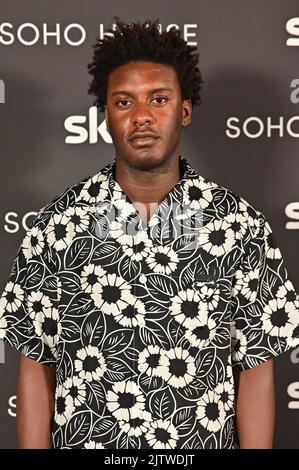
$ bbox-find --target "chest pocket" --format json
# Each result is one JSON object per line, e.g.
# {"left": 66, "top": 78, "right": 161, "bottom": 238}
{"left": 171, "top": 272, "right": 219, "bottom": 304}
{"left": 191, "top": 275, "right": 218, "bottom": 302}
{"left": 169, "top": 273, "right": 221, "bottom": 350}
{"left": 169, "top": 273, "right": 219, "bottom": 329}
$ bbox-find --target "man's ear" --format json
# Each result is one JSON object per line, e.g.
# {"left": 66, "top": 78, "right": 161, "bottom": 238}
{"left": 182, "top": 99, "right": 192, "bottom": 127}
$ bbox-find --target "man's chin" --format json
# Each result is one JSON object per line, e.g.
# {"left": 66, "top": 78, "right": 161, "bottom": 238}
{"left": 126, "top": 153, "right": 165, "bottom": 172}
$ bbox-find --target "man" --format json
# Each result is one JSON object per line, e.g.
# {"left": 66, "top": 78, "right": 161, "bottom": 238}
{"left": 0, "top": 19, "right": 299, "bottom": 450}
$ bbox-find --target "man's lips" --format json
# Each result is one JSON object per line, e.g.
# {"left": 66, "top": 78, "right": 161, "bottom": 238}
{"left": 128, "top": 132, "right": 160, "bottom": 147}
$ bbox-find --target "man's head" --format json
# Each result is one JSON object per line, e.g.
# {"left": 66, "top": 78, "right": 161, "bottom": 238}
{"left": 88, "top": 19, "right": 203, "bottom": 172}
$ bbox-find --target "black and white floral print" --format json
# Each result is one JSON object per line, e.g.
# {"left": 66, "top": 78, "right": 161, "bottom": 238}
{"left": 74, "top": 344, "right": 107, "bottom": 382}
{"left": 22, "top": 226, "right": 45, "bottom": 260}
{"left": 145, "top": 245, "right": 179, "bottom": 274}
{"left": 185, "top": 317, "right": 217, "bottom": 349}
{"left": 196, "top": 390, "right": 226, "bottom": 433}
{"left": 121, "top": 231, "right": 153, "bottom": 262}
{"left": 64, "top": 207, "right": 90, "bottom": 234}
{"left": 55, "top": 384, "right": 75, "bottom": 426}
{"left": 106, "top": 380, "right": 146, "bottom": 422}
{"left": 0, "top": 155, "right": 299, "bottom": 449}
{"left": 145, "top": 419, "right": 179, "bottom": 449}
{"left": 46, "top": 213, "right": 75, "bottom": 252}
{"left": 2, "top": 282, "right": 24, "bottom": 313}
{"left": 0, "top": 299, "right": 7, "bottom": 338}
{"left": 33, "top": 306, "right": 61, "bottom": 349}
{"left": 63, "top": 375, "right": 86, "bottom": 407}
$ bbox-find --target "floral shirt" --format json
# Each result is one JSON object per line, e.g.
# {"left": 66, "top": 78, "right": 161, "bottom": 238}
{"left": 0, "top": 156, "right": 299, "bottom": 449}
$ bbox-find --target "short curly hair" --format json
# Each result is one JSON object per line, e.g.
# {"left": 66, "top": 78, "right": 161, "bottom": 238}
{"left": 88, "top": 18, "right": 203, "bottom": 112}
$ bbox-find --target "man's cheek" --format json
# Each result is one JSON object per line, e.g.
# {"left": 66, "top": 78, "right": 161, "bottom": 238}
{"left": 106, "top": 121, "right": 121, "bottom": 143}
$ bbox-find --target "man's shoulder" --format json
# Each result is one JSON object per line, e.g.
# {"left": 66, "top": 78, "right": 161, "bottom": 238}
{"left": 194, "top": 171, "right": 265, "bottom": 228}
{"left": 29, "top": 162, "right": 111, "bottom": 231}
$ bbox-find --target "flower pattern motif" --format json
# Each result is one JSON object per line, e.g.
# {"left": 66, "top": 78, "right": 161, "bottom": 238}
{"left": 0, "top": 156, "right": 298, "bottom": 449}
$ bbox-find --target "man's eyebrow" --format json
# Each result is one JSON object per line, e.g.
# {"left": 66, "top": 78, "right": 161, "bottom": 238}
{"left": 110, "top": 87, "right": 174, "bottom": 97}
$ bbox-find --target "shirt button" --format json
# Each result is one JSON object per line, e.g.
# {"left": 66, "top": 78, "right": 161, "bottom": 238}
{"left": 139, "top": 320, "right": 146, "bottom": 328}
{"left": 139, "top": 274, "right": 147, "bottom": 284}
{"left": 138, "top": 364, "right": 146, "bottom": 372}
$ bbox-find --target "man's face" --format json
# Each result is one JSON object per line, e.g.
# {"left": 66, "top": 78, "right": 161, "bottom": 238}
{"left": 104, "top": 60, "right": 192, "bottom": 171}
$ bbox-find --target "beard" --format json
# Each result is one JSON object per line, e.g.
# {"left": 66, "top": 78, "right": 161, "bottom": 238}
{"left": 107, "top": 112, "right": 183, "bottom": 173}
{"left": 112, "top": 133, "right": 182, "bottom": 174}
{"left": 125, "top": 152, "right": 167, "bottom": 172}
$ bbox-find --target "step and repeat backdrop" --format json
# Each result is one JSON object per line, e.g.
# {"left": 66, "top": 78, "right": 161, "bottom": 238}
{"left": 0, "top": 0, "right": 298, "bottom": 449}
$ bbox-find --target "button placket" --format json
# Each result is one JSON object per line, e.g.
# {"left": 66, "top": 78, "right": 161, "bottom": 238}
{"left": 132, "top": 228, "right": 145, "bottom": 447}
{"left": 133, "top": 229, "right": 149, "bottom": 447}
{"left": 132, "top": 230, "right": 137, "bottom": 450}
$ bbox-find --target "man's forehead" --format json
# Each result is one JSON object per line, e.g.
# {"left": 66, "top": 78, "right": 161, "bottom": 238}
{"left": 108, "top": 61, "right": 178, "bottom": 93}
{"left": 109, "top": 61, "right": 176, "bottom": 80}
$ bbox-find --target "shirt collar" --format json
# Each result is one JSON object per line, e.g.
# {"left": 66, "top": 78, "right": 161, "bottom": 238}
{"left": 108, "top": 154, "right": 198, "bottom": 200}
{"left": 106, "top": 156, "right": 198, "bottom": 225}
{"left": 78, "top": 155, "right": 203, "bottom": 218}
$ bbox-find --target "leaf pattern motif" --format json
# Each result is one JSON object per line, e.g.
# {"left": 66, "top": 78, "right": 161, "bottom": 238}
{"left": 0, "top": 156, "right": 298, "bottom": 449}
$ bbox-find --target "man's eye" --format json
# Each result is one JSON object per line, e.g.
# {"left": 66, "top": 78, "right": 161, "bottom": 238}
{"left": 116, "top": 99, "right": 131, "bottom": 107}
{"left": 152, "top": 96, "right": 168, "bottom": 104}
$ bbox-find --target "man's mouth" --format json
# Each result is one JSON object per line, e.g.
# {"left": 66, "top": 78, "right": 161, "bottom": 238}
{"left": 128, "top": 132, "right": 160, "bottom": 147}
{"left": 129, "top": 135, "right": 160, "bottom": 147}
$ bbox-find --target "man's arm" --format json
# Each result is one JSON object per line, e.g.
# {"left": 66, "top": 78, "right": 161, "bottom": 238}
{"left": 16, "top": 354, "right": 56, "bottom": 449}
{"left": 235, "top": 359, "right": 275, "bottom": 449}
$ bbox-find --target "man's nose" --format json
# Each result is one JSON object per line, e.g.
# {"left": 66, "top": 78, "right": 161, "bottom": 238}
{"left": 131, "top": 103, "right": 156, "bottom": 127}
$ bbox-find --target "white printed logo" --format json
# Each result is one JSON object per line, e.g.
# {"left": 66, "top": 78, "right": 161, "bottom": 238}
{"left": 0, "top": 22, "right": 86, "bottom": 46}
{"left": 285, "top": 203, "right": 299, "bottom": 230}
{"left": 8, "top": 395, "right": 16, "bottom": 417}
{"left": 288, "top": 382, "right": 299, "bottom": 409}
{"left": 226, "top": 116, "right": 299, "bottom": 139}
{"left": 0, "top": 23, "right": 197, "bottom": 47}
{"left": 64, "top": 106, "right": 112, "bottom": 144}
{"left": 4, "top": 211, "right": 38, "bottom": 233}
{"left": 286, "top": 18, "right": 299, "bottom": 46}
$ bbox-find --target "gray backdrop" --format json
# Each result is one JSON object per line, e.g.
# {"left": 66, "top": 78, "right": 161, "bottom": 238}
{"left": 0, "top": 0, "right": 298, "bottom": 448}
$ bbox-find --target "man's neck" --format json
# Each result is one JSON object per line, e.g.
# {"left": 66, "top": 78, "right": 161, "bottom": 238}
{"left": 114, "top": 156, "right": 181, "bottom": 223}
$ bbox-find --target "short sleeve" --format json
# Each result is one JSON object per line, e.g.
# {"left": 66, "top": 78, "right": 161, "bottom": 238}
{"left": 0, "top": 211, "right": 60, "bottom": 367}
{"left": 230, "top": 211, "right": 299, "bottom": 371}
